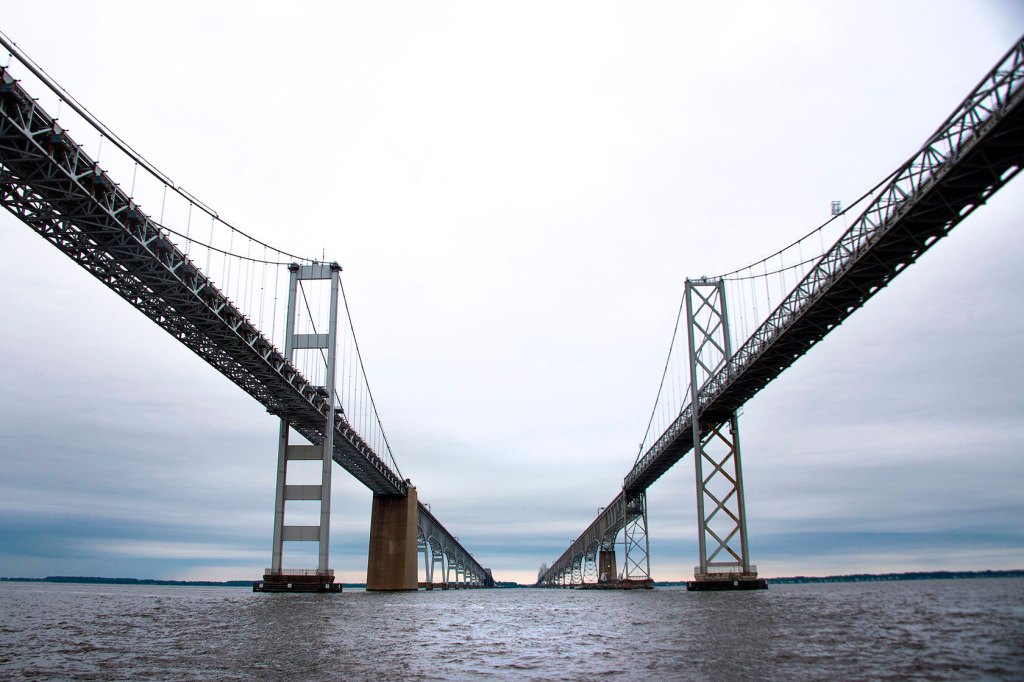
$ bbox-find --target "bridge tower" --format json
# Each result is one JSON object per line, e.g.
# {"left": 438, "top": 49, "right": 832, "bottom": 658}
{"left": 684, "top": 278, "right": 766, "bottom": 590}
{"left": 621, "top": 492, "right": 653, "bottom": 587}
{"left": 258, "top": 262, "right": 343, "bottom": 593}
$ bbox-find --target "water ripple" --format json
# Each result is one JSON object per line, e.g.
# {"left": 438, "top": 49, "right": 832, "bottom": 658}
{"left": 0, "top": 579, "right": 1021, "bottom": 680}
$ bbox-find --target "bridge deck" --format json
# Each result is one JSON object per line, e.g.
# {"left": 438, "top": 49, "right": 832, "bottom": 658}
{"left": 542, "top": 37, "right": 1024, "bottom": 585}
{"left": 417, "top": 502, "right": 488, "bottom": 580}
{"left": 624, "top": 40, "right": 1024, "bottom": 496}
{"left": 0, "top": 65, "right": 407, "bottom": 497}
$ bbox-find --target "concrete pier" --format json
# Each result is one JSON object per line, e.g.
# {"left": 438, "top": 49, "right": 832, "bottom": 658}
{"left": 598, "top": 548, "right": 616, "bottom": 584}
{"left": 253, "top": 570, "right": 342, "bottom": 593}
{"left": 366, "top": 487, "right": 419, "bottom": 591}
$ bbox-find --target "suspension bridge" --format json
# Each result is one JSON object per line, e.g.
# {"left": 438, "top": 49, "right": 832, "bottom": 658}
{"left": 1, "top": 28, "right": 1021, "bottom": 593}
{"left": 0, "top": 32, "right": 489, "bottom": 592}
{"left": 538, "top": 35, "right": 1024, "bottom": 590}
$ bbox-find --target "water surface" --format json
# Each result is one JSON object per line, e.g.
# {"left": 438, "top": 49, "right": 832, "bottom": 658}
{"left": 1, "top": 579, "right": 1021, "bottom": 679}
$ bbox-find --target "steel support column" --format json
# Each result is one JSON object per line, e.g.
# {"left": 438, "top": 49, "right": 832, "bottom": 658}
{"left": 685, "top": 278, "right": 762, "bottom": 588}
{"left": 621, "top": 492, "right": 652, "bottom": 586}
{"left": 263, "top": 263, "right": 342, "bottom": 592}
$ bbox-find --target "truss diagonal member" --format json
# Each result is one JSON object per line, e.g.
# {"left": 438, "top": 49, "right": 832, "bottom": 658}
{"left": 702, "top": 486, "right": 740, "bottom": 525}
{"left": 685, "top": 279, "right": 754, "bottom": 580}
{"left": 622, "top": 491, "right": 652, "bottom": 582}
{"left": 701, "top": 451, "right": 738, "bottom": 489}
{"left": 706, "top": 526, "right": 742, "bottom": 563}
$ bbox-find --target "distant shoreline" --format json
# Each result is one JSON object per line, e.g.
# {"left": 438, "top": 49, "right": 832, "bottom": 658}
{"left": 766, "top": 569, "right": 1024, "bottom": 584}
{"left": 0, "top": 576, "right": 365, "bottom": 588}
{"left": 1, "top": 570, "right": 1022, "bottom": 588}
{"left": 656, "top": 569, "right": 1024, "bottom": 587}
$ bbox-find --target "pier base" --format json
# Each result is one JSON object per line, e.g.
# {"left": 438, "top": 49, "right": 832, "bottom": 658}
{"left": 598, "top": 548, "right": 617, "bottom": 584}
{"left": 686, "top": 574, "right": 767, "bottom": 591}
{"left": 366, "top": 488, "right": 419, "bottom": 591}
{"left": 578, "top": 578, "right": 654, "bottom": 590}
{"left": 253, "top": 571, "right": 342, "bottom": 593}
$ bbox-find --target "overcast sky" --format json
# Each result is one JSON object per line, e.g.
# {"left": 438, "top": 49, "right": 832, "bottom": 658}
{"left": 1, "top": 2, "right": 1022, "bottom": 584}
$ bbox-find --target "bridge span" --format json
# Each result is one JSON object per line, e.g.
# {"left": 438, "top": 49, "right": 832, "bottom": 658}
{"left": 540, "top": 34, "right": 1024, "bottom": 590}
{"left": 0, "top": 32, "right": 489, "bottom": 592}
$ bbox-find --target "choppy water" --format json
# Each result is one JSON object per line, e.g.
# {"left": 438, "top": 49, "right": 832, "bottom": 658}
{"left": 0, "top": 579, "right": 1021, "bottom": 680}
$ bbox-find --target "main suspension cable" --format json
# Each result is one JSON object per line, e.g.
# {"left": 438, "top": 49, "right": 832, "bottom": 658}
{"left": 635, "top": 289, "right": 688, "bottom": 467}
{"left": 0, "top": 28, "right": 316, "bottom": 265}
{"left": 339, "top": 277, "right": 404, "bottom": 481}
{"left": 710, "top": 166, "right": 900, "bottom": 280}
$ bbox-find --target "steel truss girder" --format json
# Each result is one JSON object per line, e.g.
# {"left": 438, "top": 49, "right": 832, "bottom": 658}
{"left": 624, "top": 35, "right": 1024, "bottom": 496}
{"left": 543, "top": 35, "right": 1024, "bottom": 583}
{"left": 0, "top": 49, "right": 496, "bottom": 582}
{"left": 0, "top": 65, "right": 407, "bottom": 497}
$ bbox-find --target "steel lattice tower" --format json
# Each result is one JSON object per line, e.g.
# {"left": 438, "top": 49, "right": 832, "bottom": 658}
{"left": 684, "top": 278, "right": 762, "bottom": 589}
